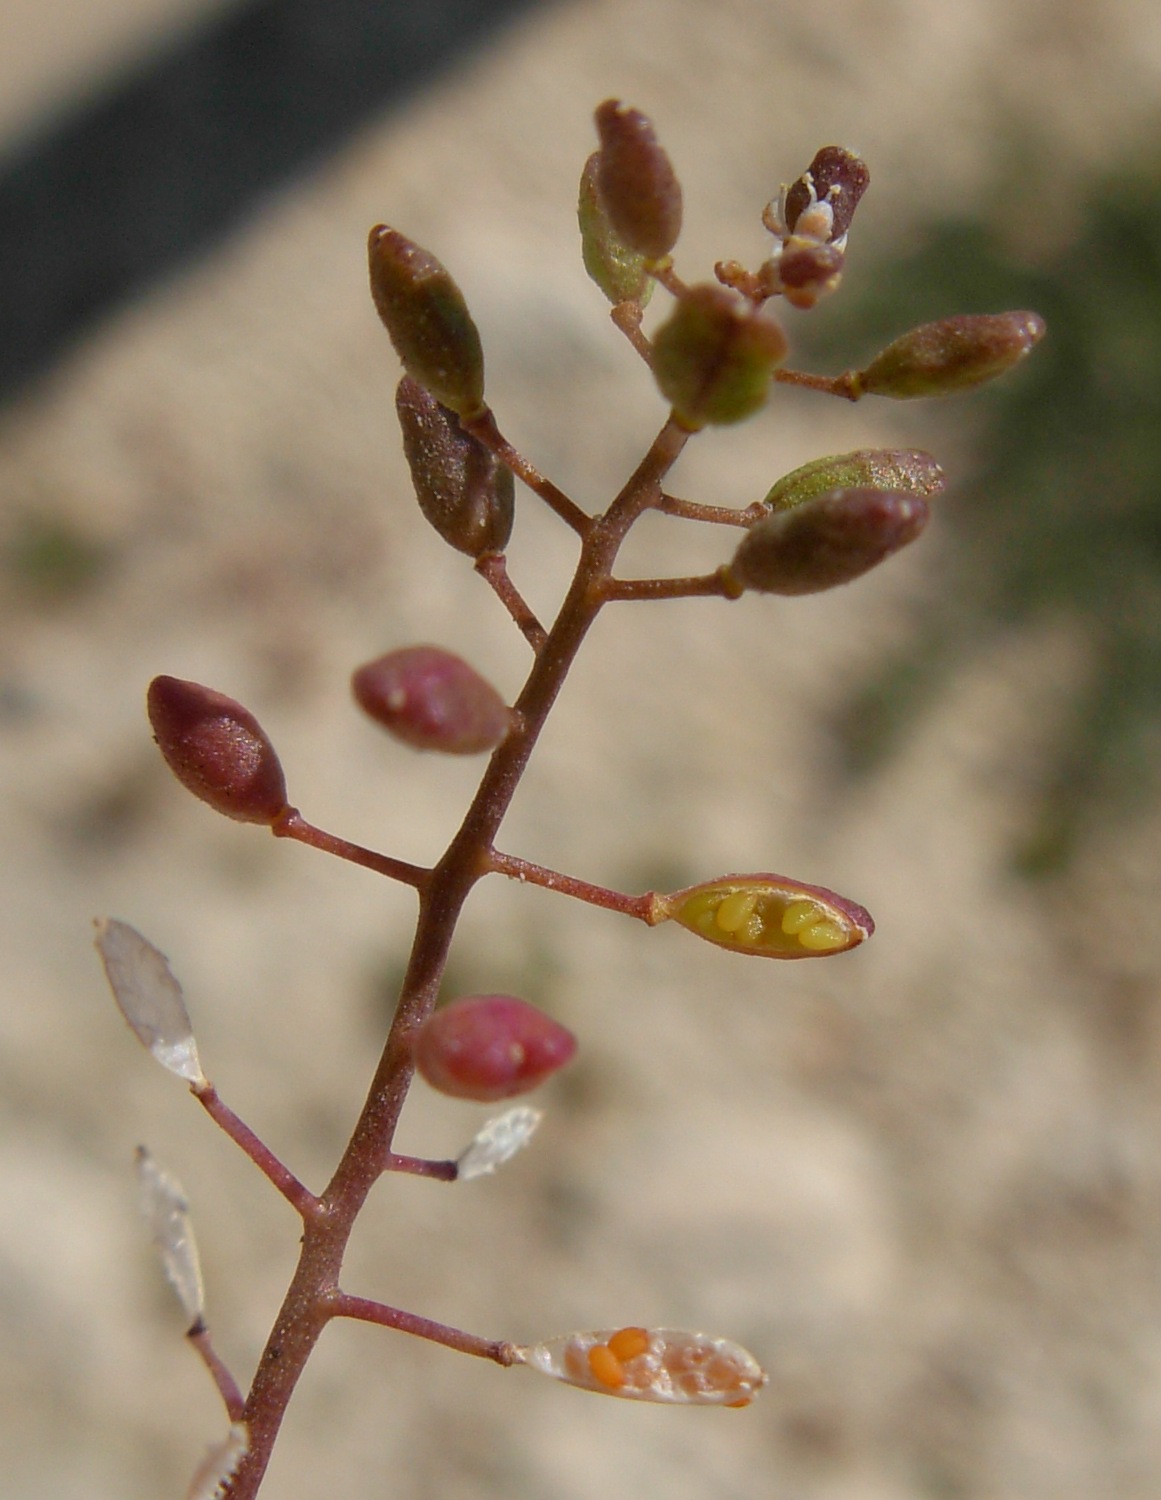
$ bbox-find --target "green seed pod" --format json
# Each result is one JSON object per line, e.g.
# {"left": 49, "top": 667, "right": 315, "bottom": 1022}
{"left": 855, "top": 311, "right": 1046, "bottom": 400}
{"left": 761, "top": 448, "right": 945, "bottom": 515}
{"left": 578, "top": 152, "right": 654, "bottom": 307}
{"left": 651, "top": 285, "right": 788, "bottom": 429}
{"left": 593, "top": 100, "right": 682, "bottom": 262}
{"left": 368, "top": 226, "right": 485, "bottom": 418}
{"left": 727, "top": 486, "right": 929, "bottom": 596}
{"left": 658, "top": 874, "right": 873, "bottom": 959}
{"left": 395, "top": 377, "right": 514, "bottom": 557}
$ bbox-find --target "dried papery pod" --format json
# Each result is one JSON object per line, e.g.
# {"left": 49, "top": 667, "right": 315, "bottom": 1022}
{"left": 456, "top": 1105, "right": 543, "bottom": 1180}
{"left": 593, "top": 99, "right": 682, "bottom": 261}
{"left": 147, "top": 676, "right": 289, "bottom": 826}
{"left": 395, "top": 377, "right": 514, "bottom": 557}
{"left": 782, "top": 145, "right": 870, "bottom": 243}
{"left": 658, "top": 874, "right": 873, "bottom": 958}
{"left": 413, "top": 995, "right": 577, "bottom": 1101}
{"left": 726, "top": 487, "right": 929, "bottom": 596}
{"left": 185, "top": 1423, "right": 250, "bottom": 1500}
{"left": 651, "top": 285, "right": 787, "bottom": 429}
{"left": 516, "top": 1326, "right": 767, "bottom": 1407}
{"left": 855, "top": 311, "right": 1046, "bottom": 399}
{"left": 352, "top": 645, "right": 513, "bottom": 754}
{"left": 136, "top": 1146, "right": 205, "bottom": 1325}
{"left": 368, "top": 226, "right": 485, "bottom": 418}
{"left": 577, "top": 152, "right": 654, "bottom": 307}
{"left": 761, "top": 448, "right": 945, "bottom": 515}
{"left": 96, "top": 918, "right": 206, "bottom": 1084}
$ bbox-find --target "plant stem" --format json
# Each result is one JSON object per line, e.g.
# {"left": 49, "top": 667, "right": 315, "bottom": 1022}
{"left": 773, "top": 366, "right": 861, "bottom": 400}
{"left": 464, "top": 408, "right": 592, "bottom": 534}
{"left": 193, "top": 1084, "right": 318, "bottom": 1217}
{"left": 329, "top": 1292, "right": 517, "bottom": 1363}
{"left": 273, "top": 810, "right": 429, "bottom": 888}
{"left": 474, "top": 553, "right": 548, "bottom": 651}
{"left": 603, "top": 569, "right": 738, "bottom": 602}
{"left": 220, "top": 416, "right": 689, "bottom": 1499}
{"left": 487, "top": 848, "right": 667, "bottom": 923}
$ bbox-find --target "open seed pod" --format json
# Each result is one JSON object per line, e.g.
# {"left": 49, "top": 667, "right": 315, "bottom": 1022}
{"left": 516, "top": 1325, "right": 766, "bottom": 1407}
{"left": 658, "top": 873, "right": 873, "bottom": 958}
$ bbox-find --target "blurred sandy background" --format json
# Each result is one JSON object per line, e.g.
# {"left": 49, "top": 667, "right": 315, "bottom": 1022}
{"left": 4, "top": 1, "right": 1161, "bottom": 1497}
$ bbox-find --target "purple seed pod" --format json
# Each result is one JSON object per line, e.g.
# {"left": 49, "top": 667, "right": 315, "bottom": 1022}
{"left": 593, "top": 100, "right": 683, "bottom": 262}
{"left": 783, "top": 146, "right": 870, "bottom": 243}
{"left": 352, "top": 646, "right": 513, "bottom": 754}
{"left": 658, "top": 873, "right": 874, "bottom": 959}
{"left": 368, "top": 226, "right": 485, "bottom": 418}
{"left": 395, "top": 377, "right": 514, "bottom": 558}
{"left": 651, "top": 285, "right": 788, "bottom": 429}
{"left": 726, "top": 487, "right": 929, "bottom": 596}
{"left": 856, "top": 311, "right": 1046, "bottom": 399}
{"left": 412, "top": 995, "right": 578, "bottom": 1101}
{"left": 147, "top": 676, "right": 289, "bottom": 825}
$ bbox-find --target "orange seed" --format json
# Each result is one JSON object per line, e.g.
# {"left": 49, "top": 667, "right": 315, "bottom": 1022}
{"left": 587, "top": 1344, "right": 626, "bottom": 1388}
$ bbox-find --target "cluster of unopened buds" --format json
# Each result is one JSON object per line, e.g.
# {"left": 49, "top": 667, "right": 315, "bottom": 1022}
{"left": 97, "top": 99, "right": 1044, "bottom": 1499}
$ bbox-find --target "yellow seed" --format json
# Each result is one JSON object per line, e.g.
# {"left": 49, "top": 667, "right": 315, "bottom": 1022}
{"left": 781, "top": 899, "right": 822, "bottom": 935}
{"left": 588, "top": 1343, "right": 626, "bottom": 1388}
{"left": 715, "top": 890, "right": 759, "bottom": 934}
{"left": 740, "top": 911, "right": 765, "bottom": 945}
{"left": 608, "top": 1326, "right": 650, "bottom": 1362}
{"left": 797, "top": 919, "right": 848, "bottom": 951}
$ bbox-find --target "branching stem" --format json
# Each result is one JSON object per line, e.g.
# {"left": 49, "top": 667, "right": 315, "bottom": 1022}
{"left": 474, "top": 553, "right": 548, "bottom": 651}
{"left": 487, "top": 848, "right": 666, "bottom": 923}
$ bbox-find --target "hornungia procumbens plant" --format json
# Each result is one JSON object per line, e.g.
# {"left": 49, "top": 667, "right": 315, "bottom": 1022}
{"left": 95, "top": 101, "right": 1045, "bottom": 1499}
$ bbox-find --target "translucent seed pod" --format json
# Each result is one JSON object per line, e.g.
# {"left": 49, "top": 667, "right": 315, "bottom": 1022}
{"left": 761, "top": 448, "right": 945, "bottom": 516}
{"left": 593, "top": 100, "right": 683, "bottom": 262}
{"left": 855, "top": 311, "right": 1046, "bottom": 400}
{"left": 456, "top": 1105, "right": 543, "bottom": 1181}
{"left": 658, "top": 873, "right": 873, "bottom": 959}
{"left": 147, "top": 676, "right": 289, "bottom": 826}
{"left": 515, "top": 1326, "right": 767, "bottom": 1407}
{"left": 136, "top": 1146, "right": 205, "bottom": 1325}
{"left": 726, "top": 486, "right": 929, "bottom": 596}
{"left": 578, "top": 152, "right": 654, "bottom": 307}
{"left": 368, "top": 226, "right": 486, "bottom": 418}
{"left": 96, "top": 918, "right": 206, "bottom": 1084}
{"left": 185, "top": 1423, "right": 249, "bottom": 1500}
{"left": 352, "top": 645, "right": 513, "bottom": 755}
{"left": 413, "top": 994, "right": 577, "bottom": 1101}
{"left": 395, "top": 377, "right": 514, "bottom": 557}
{"left": 651, "top": 285, "right": 788, "bottom": 429}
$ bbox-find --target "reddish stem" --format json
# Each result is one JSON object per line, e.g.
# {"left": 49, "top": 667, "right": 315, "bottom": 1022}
{"left": 474, "top": 553, "right": 548, "bottom": 651}
{"left": 272, "top": 809, "right": 429, "bottom": 888}
{"left": 773, "top": 366, "right": 862, "bottom": 400}
{"left": 611, "top": 301, "right": 653, "bottom": 363}
{"left": 602, "top": 569, "right": 739, "bottom": 603}
{"left": 193, "top": 1084, "right": 319, "bottom": 1218}
{"left": 328, "top": 1292, "right": 518, "bottom": 1364}
{"left": 463, "top": 408, "right": 592, "bottom": 535}
{"left": 220, "top": 416, "right": 690, "bottom": 1499}
{"left": 188, "top": 1320, "right": 246, "bottom": 1420}
{"left": 657, "top": 493, "right": 765, "bottom": 528}
{"left": 384, "top": 1151, "right": 458, "bottom": 1181}
{"left": 487, "top": 848, "right": 666, "bottom": 923}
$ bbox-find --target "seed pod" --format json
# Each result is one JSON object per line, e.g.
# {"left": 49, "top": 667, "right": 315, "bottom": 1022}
{"left": 395, "top": 377, "right": 514, "bottom": 557}
{"left": 855, "top": 311, "right": 1046, "bottom": 399}
{"left": 147, "top": 676, "right": 288, "bottom": 825}
{"left": 456, "top": 1105, "right": 543, "bottom": 1180}
{"left": 761, "top": 448, "right": 945, "bottom": 515}
{"left": 726, "top": 487, "right": 929, "bottom": 596}
{"left": 593, "top": 100, "right": 682, "bottom": 261}
{"left": 651, "top": 285, "right": 788, "bottom": 429}
{"left": 659, "top": 873, "right": 873, "bottom": 958}
{"left": 352, "top": 646, "right": 513, "bottom": 755}
{"left": 368, "top": 226, "right": 485, "bottom": 417}
{"left": 413, "top": 995, "right": 577, "bottom": 1102}
{"left": 774, "top": 241, "right": 846, "bottom": 310}
{"left": 516, "top": 1326, "right": 767, "bottom": 1407}
{"left": 578, "top": 152, "right": 654, "bottom": 307}
{"left": 783, "top": 146, "right": 870, "bottom": 243}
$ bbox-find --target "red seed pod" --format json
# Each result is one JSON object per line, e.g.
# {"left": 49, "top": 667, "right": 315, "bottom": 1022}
{"left": 578, "top": 152, "right": 654, "bottom": 307}
{"left": 413, "top": 995, "right": 578, "bottom": 1101}
{"left": 593, "top": 100, "right": 683, "bottom": 262}
{"left": 368, "top": 226, "right": 485, "bottom": 417}
{"left": 147, "top": 676, "right": 288, "bottom": 825}
{"left": 726, "top": 487, "right": 929, "bottom": 596}
{"left": 855, "top": 311, "right": 1046, "bottom": 399}
{"left": 395, "top": 377, "right": 514, "bottom": 557}
{"left": 651, "top": 285, "right": 788, "bottom": 429}
{"left": 783, "top": 146, "right": 870, "bottom": 243}
{"left": 352, "top": 645, "right": 512, "bottom": 754}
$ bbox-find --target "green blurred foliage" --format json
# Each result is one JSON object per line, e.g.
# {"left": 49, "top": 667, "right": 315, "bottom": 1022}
{"left": 803, "top": 160, "right": 1161, "bottom": 873}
